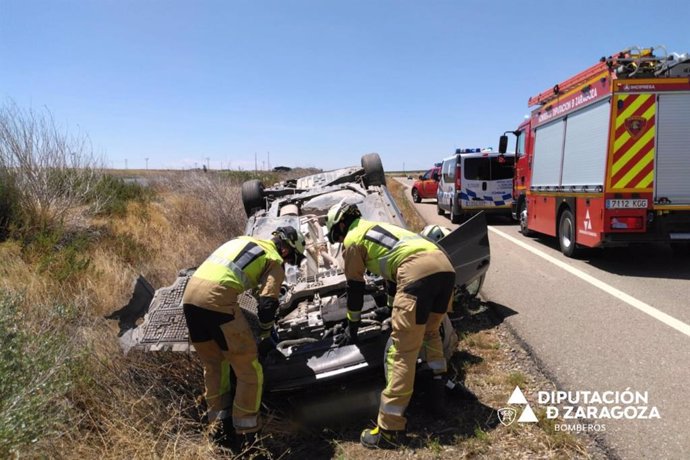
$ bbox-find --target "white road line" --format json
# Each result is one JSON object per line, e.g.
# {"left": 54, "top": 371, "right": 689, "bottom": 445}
{"left": 488, "top": 226, "right": 690, "bottom": 338}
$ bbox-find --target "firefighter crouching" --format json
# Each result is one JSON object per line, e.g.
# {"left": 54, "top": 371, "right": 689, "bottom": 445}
{"left": 181, "top": 226, "right": 305, "bottom": 449}
{"left": 326, "top": 202, "right": 455, "bottom": 449}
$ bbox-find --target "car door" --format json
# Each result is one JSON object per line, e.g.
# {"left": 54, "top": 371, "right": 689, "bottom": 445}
{"left": 425, "top": 167, "right": 440, "bottom": 199}
{"left": 437, "top": 211, "right": 490, "bottom": 289}
{"left": 418, "top": 169, "right": 432, "bottom": 197}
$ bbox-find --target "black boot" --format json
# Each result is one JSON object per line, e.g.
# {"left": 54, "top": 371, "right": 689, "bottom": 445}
{"left": 360, "top": 426, "right": 407, "bottom": 449}
{"left": 212, "top": 417, "right": 235, "bottom": 449}
{"left": 429, "top": 374, "right": 448, "bottom": 417}
{"left": 234, "top": 431, "right": 268, "bottom": 458}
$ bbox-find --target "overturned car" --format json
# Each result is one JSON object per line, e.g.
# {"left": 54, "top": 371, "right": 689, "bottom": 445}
{"left": 110, "top": 153, "right": 490, "bottom": 393}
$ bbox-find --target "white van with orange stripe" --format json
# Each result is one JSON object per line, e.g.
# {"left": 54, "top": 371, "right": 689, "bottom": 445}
{"left": 500, "top": 47, "right": 690, "bottom": 257}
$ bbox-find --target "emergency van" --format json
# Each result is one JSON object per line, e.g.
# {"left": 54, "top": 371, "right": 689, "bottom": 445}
{"left": 436, "top": 148, "right": 515, "bottom": 223}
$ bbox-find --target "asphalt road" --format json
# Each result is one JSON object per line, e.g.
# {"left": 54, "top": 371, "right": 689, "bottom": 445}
{"left": 397, "top": 178, "right": 690, "bottom": 460}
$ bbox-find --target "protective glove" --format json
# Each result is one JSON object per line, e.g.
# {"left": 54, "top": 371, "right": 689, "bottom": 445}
{"left": 373, "top": 306, "right": 392, "bottom": 322}
{"left": 257, "top": 327, "right": 279, "bottom": 358}
{"left": 335, "top": 320, "right": 359, "bottom": 346}
{"left": 258, "top": 335, "right": 277, "bottom": 359}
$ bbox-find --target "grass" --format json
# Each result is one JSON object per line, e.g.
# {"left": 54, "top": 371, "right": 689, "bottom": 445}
{"left": 0, "top": 291, "right": 86, "bottom": 458}
{"left": 507, "top": 371, "right": 528, "bottom": 388}
{"left": 0, "top": 170, "right": 249, "bottom": 458}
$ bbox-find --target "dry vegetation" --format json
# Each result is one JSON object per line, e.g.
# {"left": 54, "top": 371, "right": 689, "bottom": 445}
{"left": 0, "top": 168, "right": 254, "bottom": 459}
{"left": 1, "top": 102, "right": 600, "bottom": 459}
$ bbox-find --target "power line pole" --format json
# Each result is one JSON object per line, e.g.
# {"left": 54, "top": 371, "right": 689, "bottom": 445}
{"left": 205, "top": 157, "right": 210, "bottom": 170}
{"left": 125, "top": 158, "right": 128, "bottom": 170}
{"left": 267, "top": 151, "right": 270, "bottom": 171}
{"left": 145, "top": 157, "right": 149, "bottom": 170}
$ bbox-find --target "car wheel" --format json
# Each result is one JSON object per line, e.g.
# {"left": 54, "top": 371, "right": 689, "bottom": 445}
{"left": 558, "top": 209, "right": 579, "bottom": 257}
{"left": 241, "top": 179, "right": 265, "bottom": 217}
{"left": 437, "top": 203, "right": 445, "bottom": 215}
{"left": 412, "top": 188, "right": 421, "bottom": 203}
{"left": 361, "top": 153, "right": 386, "bottom": 187}
{"left": 519, "top": 199, "right": 533, "bottom": 236}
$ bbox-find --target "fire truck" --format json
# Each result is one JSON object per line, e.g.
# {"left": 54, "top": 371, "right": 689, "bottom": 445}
{"left": 499, "top": 46, "right": 690, "bottom": 257}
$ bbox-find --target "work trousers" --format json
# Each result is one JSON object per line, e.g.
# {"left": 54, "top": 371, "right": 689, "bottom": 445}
{"left": 182, "top": 279, "right": 263, "bottom": 434}
{"left": 378, "top": 251, "right": 455, "bottom": 431}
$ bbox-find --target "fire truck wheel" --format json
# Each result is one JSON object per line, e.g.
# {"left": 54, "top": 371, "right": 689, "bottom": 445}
{"left": 519, "top": 200, "right": 533, "bottom": 236}
{"left": 558, "top": 209, "right": 579, "bottom": 257}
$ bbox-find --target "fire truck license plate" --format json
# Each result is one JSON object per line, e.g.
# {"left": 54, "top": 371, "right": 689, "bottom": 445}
{"left": 605, "top": 199, "right": 648, "bottom": 209}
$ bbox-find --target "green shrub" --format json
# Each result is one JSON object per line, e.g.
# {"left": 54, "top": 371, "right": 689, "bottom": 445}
{"left": 0, "top": 175, "right": 18, "bottom": 240}
{"left": 0, "top": 291, "right": 84, "bottom": 457}
{"left": 20, "top": 228, "right": 93, "bottom": 284}
{"left": 220, "top": 169, "right": 281, "bottom": 185}
{"left": 89, "top": 175, "right": 152, "bottom": 217}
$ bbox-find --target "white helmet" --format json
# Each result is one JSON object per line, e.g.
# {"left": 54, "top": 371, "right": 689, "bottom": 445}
{"left": 420, "top": 224, "right": 451, "bottom": 242}
{"left": 273, "top": 226, "right": 306, "bottom": 264}
{"left": 326, "top": 200, "right": 362, "bottom": 244}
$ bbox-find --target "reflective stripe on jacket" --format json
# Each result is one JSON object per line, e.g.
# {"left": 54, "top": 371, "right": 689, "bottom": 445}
{"left": 192, "top": 236, "right": 283, "bottom": 291}
{"left": 343, "top": 218, "right": 439, "bottom": 282}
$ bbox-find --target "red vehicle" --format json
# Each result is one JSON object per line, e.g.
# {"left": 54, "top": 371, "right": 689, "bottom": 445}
{"left": 411, "top": 164, "right": 441, "bottom": 203}
{"left": 500, "top": 46, "right": 690, "bottom": 257}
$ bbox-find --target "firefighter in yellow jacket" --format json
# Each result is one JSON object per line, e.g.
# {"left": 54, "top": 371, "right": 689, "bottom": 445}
{"left": 182, "top": 226, "right": 305, "bottom": 447}
{"left": 326, "top": 202, "right": 456, "bottom": 449}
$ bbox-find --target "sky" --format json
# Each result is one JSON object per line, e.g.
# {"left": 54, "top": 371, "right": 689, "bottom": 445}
{"left": 1, "top": 0, "right": 689, "bottom": 171}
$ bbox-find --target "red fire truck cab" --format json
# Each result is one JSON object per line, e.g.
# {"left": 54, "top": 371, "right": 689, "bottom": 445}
{"left": 500, "top": 46, "right": 690, "bottom": 257}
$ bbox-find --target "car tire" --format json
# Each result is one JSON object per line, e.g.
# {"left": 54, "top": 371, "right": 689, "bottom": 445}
{"left": 450, "top": 203, "right": 461, "bottom": 224}
{"left": 437, "top": 203, "right": 445, "bottom": 215}
{"left": 412, "top": 188, "right": 421, "bottom": 203}
{"left": 361, "top": 153, "right": 386, "bottom": 187}
{"left": 241, "top": 179, "right": 265, "bottom": 217}
{"left": 519, "top": 199, "right": 533, "bottom": 236}
{"left": 558, "top": 209, "right": 579, "bottom": 257}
